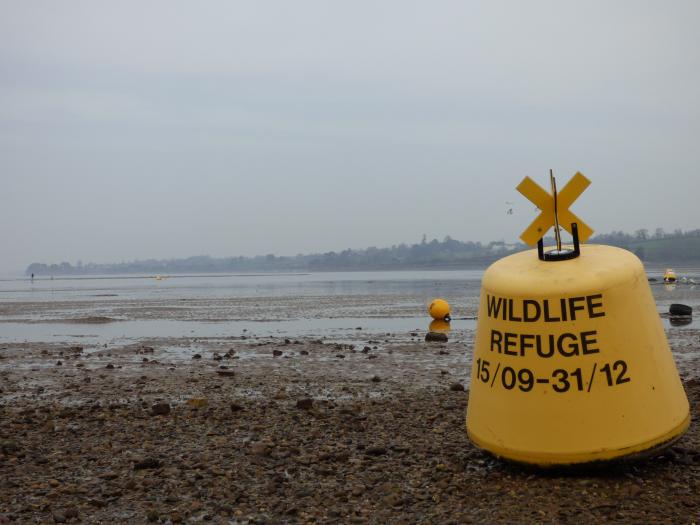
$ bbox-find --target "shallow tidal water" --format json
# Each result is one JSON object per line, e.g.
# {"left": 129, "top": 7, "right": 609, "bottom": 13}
{"left": 0, "top": 268, "right": 698, "bottom": 345}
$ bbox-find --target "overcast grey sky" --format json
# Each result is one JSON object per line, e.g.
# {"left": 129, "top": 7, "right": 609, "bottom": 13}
{"left": 1, "top": 1, "right": 699, "bottom": 274}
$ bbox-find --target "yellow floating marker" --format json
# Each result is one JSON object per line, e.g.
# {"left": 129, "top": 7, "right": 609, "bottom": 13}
{"left": 428, "top": 298, "right": 451, "bottom": 321}
{"left": 466, "top": 171, "right": 689, "bottom": 466}
{"left": 429, "top": 319, "right": 451, "bottom": 333}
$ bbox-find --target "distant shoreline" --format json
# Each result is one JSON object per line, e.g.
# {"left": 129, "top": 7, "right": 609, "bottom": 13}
{"left": 3, "top": 272, "right": 312, "bottom": 282}
{"left": 23, "top": 232, "right": 700, "bottom": 277}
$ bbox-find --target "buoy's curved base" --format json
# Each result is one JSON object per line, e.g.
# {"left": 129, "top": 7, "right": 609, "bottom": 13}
{"left": 467, "top": 412, "right": 690, "bottom": 468}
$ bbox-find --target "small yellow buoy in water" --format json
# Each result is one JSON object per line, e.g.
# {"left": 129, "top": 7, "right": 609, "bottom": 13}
{"left": 428, "top": 298, "right": 451, "bottom": 321}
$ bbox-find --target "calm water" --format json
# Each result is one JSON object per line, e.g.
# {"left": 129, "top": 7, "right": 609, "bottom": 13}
{"left": 0, "top": 269, "right": 698, "bottom": 344}
{"left": 0, "top": 270, "right": 485, "bottom": 302}
{"left": 0, "top": 271, "right": 483, "bottom": 344}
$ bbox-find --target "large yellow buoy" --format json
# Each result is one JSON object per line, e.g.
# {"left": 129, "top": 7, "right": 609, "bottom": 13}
{"left": 466, "top": 172, "right": 690, "bottom": 466}
{"left": 428, "top": 298, "right": 451, "bottom": 321}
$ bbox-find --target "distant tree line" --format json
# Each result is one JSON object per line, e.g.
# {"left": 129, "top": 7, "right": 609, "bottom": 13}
{"left": 25, "top": 228, "right": 700, "bottom": 276}
{"left": 25, "top": 236, "right": 524, "bottom": 275}
{"left": 591, "top": 228, "right": 700, "bottom": 263}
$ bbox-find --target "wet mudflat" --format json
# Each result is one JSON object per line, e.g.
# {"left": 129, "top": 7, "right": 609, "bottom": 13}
{"left": 1, "top": 329, "right": 700, "bottom": 524}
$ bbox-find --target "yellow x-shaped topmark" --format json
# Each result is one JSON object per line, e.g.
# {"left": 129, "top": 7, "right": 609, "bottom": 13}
{"left": 516, "top": 172, "right": 593, "bottom": 246}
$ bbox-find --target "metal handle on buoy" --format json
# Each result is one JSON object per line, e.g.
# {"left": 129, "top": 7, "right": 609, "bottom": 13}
{"left": 537, "top": 222, "right": 580, "bottom": 261}
{"left": 536, "top": 171, "right": 580, "bottom": 261}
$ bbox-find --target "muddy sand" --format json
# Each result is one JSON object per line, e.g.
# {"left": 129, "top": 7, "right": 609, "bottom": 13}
{"left": 0, "top": 320, "right": 699, "bottom": 525}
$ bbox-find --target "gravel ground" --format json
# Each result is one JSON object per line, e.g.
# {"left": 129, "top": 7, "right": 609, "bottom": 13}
{"left": 1, "top": 327, "right": 699, "bottom": 524}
